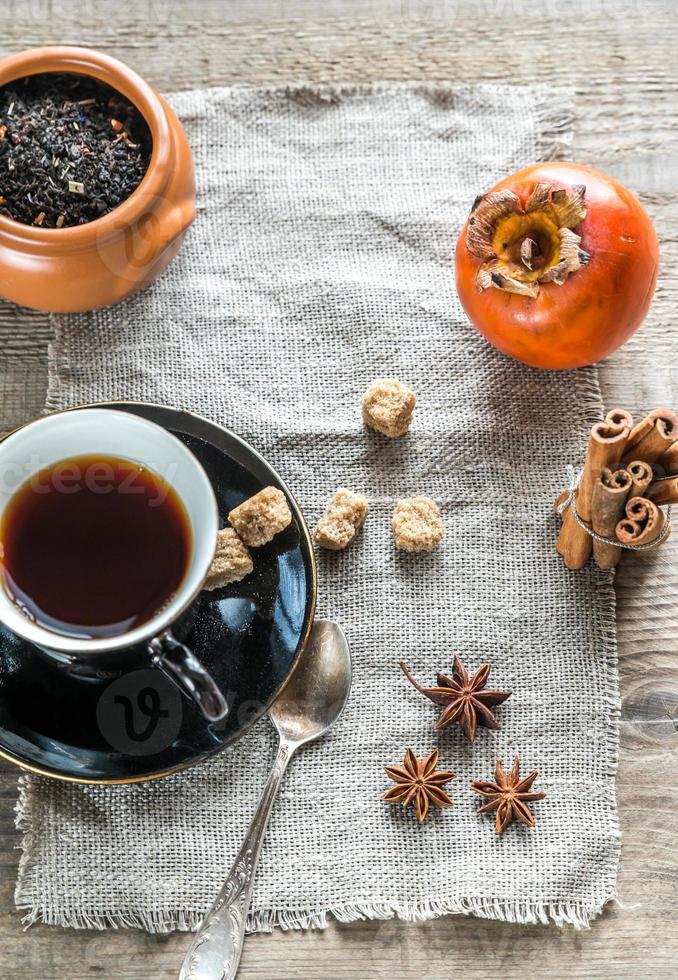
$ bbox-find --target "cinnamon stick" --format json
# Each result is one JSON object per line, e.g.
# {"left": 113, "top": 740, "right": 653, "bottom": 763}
{"left": 626, "top": 408, "right": 675, "bottom": 448}
{"left": 605, "top": 408, "right": 634, "bottom": 432}
{"left": 556, "top": 419, "right": 630, "bottom": 569}
{"left": 626, "top": 459, "right": 653, "bottom": 497}
{"left": 591, "top": 467, "right": 633, "bottom": 569}
{"left": 556, "top": 507, "right": 592, "bottom": 569}
{"left": 615, "top": 496, "right": 668, "bottom": 549}
{"left": 578, "top": 422, "right": 631, "bottom": 522}
{"left": 647, "top": 477, "right": 678, "bottom": 506}
{"left": 622, "top": 409, "right": 678, "bottom": 465}
{"left": 553, "top": 410, "right": 631, "bottom": 518}
{"left": 657, "top": 442, "right": 678, "bottom": 476}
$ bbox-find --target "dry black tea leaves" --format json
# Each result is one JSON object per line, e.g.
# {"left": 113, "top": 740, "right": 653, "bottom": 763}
{"left": 0, "top": 73, "right": 151, "bottom": 228}
{"left": 400, "top": 656, "right": 512, "bottom": 742}
{"left": 383, "top": 748, "right": 454, "bottom": 823}
{"left": 471, "top": 756, "right": 546, "bottom": 834}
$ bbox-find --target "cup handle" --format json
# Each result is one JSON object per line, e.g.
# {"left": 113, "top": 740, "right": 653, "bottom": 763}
{"left": 148, "top": 630, "right": 228, "bottom": 723}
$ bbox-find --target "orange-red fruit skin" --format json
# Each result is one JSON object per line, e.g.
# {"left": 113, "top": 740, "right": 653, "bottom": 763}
{"left": 455, "top": 162, "right": 659, "bottom": 370}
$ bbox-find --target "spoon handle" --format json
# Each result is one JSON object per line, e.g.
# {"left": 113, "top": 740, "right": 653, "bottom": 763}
{"left": 179, "top": 742, "right": 293, "bottom": 980}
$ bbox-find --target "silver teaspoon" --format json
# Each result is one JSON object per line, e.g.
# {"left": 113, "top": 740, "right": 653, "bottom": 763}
{"left": 179, "top": 618, "right": 352, "bottom": 980}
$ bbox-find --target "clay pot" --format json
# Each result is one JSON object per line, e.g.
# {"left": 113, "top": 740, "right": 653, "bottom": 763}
{"left": 0, "top": 46, "right": 195, "bottom": 313}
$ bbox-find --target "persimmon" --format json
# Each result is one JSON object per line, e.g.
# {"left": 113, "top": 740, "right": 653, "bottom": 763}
{"left": 455, "top": 162, "right": 659, "bottom": 370}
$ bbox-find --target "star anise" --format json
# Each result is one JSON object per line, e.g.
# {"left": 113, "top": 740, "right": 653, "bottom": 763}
{"left": 471, "top": 756, "right": 546, "bottom": 834}
{"left": 400, "top": 656, "right": 512, "bottom": 742}
{"left": 383, "top": 748, "right": 454, "bottom": 823}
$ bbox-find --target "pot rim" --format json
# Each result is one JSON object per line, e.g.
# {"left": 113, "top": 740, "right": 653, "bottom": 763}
{"left": 0, "top": 45, "right": 171, "bottom": 249}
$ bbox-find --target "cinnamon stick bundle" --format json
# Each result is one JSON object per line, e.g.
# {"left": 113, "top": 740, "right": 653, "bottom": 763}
{"left": 556, "top": 418, "right": 630, "bottom": 569}
{"left": 622, "top": 409, "right": 678, "bottom": 465}
{"left": 647, "top": 477, "right": 678, "bottom": 506}
{"left": 555, "top": 408, "right": 676, "bottom": 572}
{"left": 591, "top": 467, "right": 633, "bottom": 569}
{"left": 616, "top": 496, "right": 667, "bottom": 549}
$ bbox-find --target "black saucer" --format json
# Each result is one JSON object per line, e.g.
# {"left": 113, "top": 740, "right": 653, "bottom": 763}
{"left": 0, "top": 403, "right": 316, "bottom": 783}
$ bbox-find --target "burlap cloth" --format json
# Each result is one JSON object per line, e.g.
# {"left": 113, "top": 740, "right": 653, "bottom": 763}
{"left": 15, "top": 83, "right": 620, "bottom": 932}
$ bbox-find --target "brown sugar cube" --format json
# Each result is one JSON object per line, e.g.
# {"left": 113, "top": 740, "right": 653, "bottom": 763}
{"left": 315, "top": 488, "right": 368, "bottom": 551}
{"left": 228, "top": 486, "right": 292, "bottom": 547}
{"left": 362, "top": 378, "right": 416, "bottom": 438}
{"left": 204, "top": 528, "right": 253, "bottom": 590}
{"left": 392, "top": 496, "right": 444, "bottom": 552}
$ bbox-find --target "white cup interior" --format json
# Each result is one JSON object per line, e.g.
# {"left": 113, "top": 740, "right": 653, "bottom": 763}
{"left": 0, "top": 408, "right": 219, "bottom": 653}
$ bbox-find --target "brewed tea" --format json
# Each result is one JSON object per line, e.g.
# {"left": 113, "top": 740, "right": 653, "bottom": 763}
{"left": 0, "top": 454, "right": 191, "bottom": 640}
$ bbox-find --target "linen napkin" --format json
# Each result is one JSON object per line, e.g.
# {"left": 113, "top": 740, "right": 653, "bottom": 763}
{"left": 15, "top": 83, "right": 620, "bottom": 932}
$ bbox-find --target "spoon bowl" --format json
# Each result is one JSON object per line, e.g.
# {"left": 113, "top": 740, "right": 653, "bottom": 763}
{"left": 270, "top": 619, "right": 351, "bottom": 747}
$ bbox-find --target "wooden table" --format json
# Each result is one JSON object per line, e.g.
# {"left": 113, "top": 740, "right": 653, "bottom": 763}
{"left": 1, "top": 3, "right": 677, "bottom": 976}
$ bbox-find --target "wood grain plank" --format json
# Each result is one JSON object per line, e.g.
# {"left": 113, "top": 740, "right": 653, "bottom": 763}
{"left": 0, "top": 2, "right": 677, "bottom": 977}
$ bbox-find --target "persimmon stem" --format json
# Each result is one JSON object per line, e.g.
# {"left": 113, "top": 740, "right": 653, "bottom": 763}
{"left": 467, "top": 181, "right": 589, "bottom": 297}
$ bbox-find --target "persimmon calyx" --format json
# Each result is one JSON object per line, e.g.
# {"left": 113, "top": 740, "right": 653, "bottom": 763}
{"left": 466, "top": 181, "right": 590, "bottom": 298}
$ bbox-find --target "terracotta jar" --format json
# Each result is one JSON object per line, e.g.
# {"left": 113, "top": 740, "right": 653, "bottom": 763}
{"left": 0, "top": 46, "right": 195, "bottom": 313}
